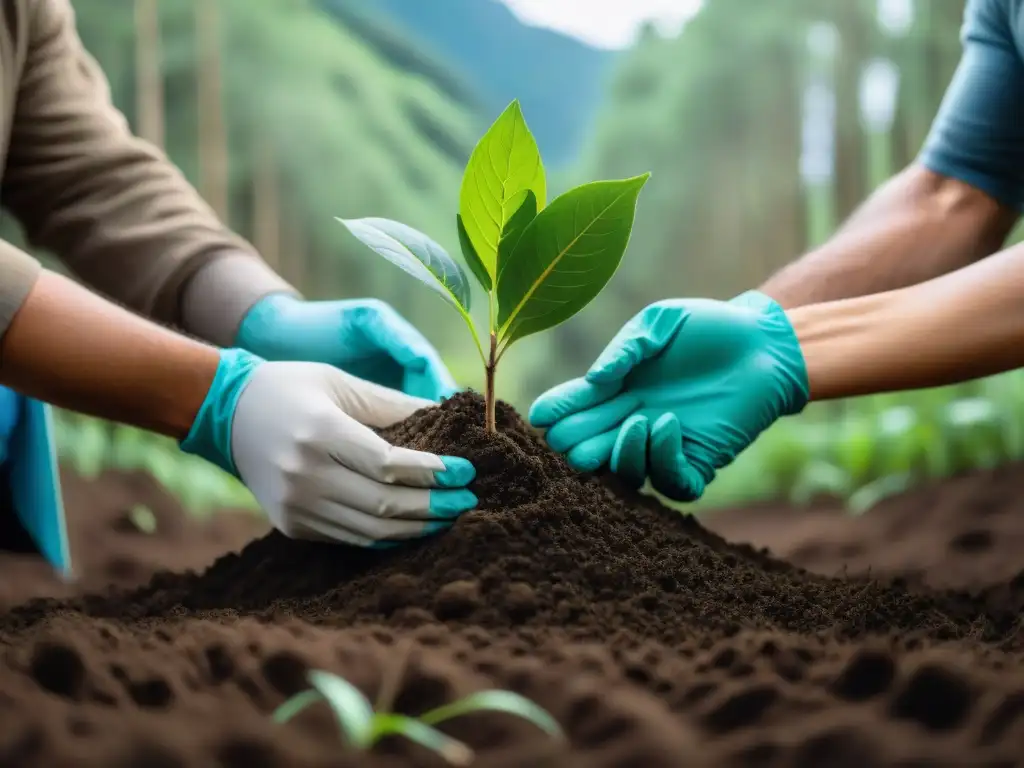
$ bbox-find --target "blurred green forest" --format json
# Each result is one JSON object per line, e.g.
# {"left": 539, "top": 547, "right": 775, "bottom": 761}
{"left": 23, "top": 0, "right": 1024, "bottom": 515}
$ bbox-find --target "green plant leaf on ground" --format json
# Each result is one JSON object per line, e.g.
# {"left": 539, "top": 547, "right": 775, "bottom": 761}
{"left": 420, "top": 689, "right": 564, "bottom": 739}
{"left": 282, "top": 671, "right": 378, "bottom": 749}
{"left": 372, "top": 714, "right": 473, "bottom": 765}
{"left": 496, "top": 174, "right": 650, "bottom": 345}
{"left": 338, "top": 217, "right": 472, "bottom": 312}
{"left": 847, "top": 473, "right": 913, "bottom": 516}
{"left": 456, "top": 214, "right": 491, "bottom": 291}
{"left": 459, "top": 99, "right": 546, "bottom": 284}
{"left": 128, "top": 504, "right": 157, "bottom": 535}
{"left": 272, "top": 689, "right": 323, "bottom": 725}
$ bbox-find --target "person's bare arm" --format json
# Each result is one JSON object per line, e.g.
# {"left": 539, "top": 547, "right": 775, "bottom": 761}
{"left": 761, "top": 165, "right": 1017, "bottom": 309}
{"left": 763, "top": 0, "right": 1024, "bottom": 309}
{"left": 0, "top": 269, "right": 219, "bottom": 439}
{"left": 0, "top": 0, "right": 294, "bottom": 339}
{"left": 790, "top": 239, "right": 1024, "bottom": 401}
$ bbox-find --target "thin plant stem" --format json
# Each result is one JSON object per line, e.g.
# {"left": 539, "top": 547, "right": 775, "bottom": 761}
{"left": 461, "top": 308, "right": 487, "bottom": 366}
{"left": 485, "top": 332, "right": 497, "bottom": 433}
{"left": 374, "top": 639, "right": 413, "bottom": 714}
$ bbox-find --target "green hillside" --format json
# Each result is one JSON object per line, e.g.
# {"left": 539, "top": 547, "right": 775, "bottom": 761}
{"left": 321, "top": 0, "right": 615, "bottom": 166}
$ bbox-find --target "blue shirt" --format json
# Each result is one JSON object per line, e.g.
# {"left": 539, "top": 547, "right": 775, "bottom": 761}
{"left": 920, "top": 0, "right": 1024, "bottom": 210}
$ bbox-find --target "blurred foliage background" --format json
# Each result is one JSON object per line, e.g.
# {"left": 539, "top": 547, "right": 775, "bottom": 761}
{"left": 14, "top": 0, "right": 1024, "bottom": 517}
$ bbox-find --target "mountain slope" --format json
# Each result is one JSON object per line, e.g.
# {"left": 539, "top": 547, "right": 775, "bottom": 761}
{"left": 321, "top": 0, "right": 615, "bottom": 166}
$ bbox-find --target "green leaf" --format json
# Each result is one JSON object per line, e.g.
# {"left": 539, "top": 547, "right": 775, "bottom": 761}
{"left": 459, "top": 99, "right": 546, "bottom": 283}
{"left": 338, "top": 218, "right": 471, "bottom": 312}
{"left": 420, "top": 690, "right": 564, "bottom": 740}
{"left": 847, "top": 473, "right": 913, "bottom": 516}
{"left": 457, "top": 214, "right": 491, "bottom": 291}
{"left": 128, "top": 504, "right": 157, "bottom": 535}
{"left": 373, "top": 714, "right": 474, "bottom": 765}
{"left": 273, "top": 690, "right": 323, "bottom": 725}
{"left": 307, "top": 671, "right": 376, "bottom": 748}
{"left": 496, "top": 189, "right": 537, "bottom": 275}
{"left": 497, "top": 174, "right": 650, "bottom": 344}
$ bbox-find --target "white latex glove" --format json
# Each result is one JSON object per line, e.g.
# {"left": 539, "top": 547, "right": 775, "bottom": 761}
{"left": 231, "top": 361, "right": 477, "bottom": 547}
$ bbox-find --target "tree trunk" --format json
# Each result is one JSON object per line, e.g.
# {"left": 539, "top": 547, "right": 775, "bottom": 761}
{"left": 282, "top": 204, "right": 307, "bottom": 292}
{"left": 252, "top": 134, "right": 280, "bottom": 270}
{"left": 195, "top": 0, "right": 229, "bottom": 221}
{"left": 134, "top": 0, "right": 163, "bottom": 149}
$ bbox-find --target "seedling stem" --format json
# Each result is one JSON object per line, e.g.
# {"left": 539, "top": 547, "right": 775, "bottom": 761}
{"left": 485, "top": 332, "right": 498, "bottom": 432}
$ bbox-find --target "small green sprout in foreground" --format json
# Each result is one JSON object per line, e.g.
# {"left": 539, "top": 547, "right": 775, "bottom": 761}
{"left": 128, "top": 504, "right": 157, "bottom": 534}
{"left": 273, "top": 669, "right": 563, "bottom": 765}
{"left": 338, "top": 99, "right": 650, "bottom": 432}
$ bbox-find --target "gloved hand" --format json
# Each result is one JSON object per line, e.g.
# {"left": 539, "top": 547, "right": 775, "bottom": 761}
{"left": 529, "top": 291, "right": 810, "bottom": 501}
{"left": 0, "top": 387, "right": 69, "bottom": 573}
{"left": 235, "top": 295, "right": 457, "bottom": 402}
{"left": 0, "top": 386, "right": 20, "bottom": 464}
{"left": 182, "top": 349, "right": 477, "bottom": 547}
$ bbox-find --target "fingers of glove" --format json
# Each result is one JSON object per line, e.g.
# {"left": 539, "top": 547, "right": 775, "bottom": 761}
{"left": 285, "top": 505, "right": 453, "bottom": 547}
{"left": 353, "top": 302, "right": 435, "bottom": 374}
{"left": 647, "top": 413, "right": 707, "bottom": 502}
{"left": 564, "top": 430, "right": 618, "bottom": 473}
{"left": 545, "top": 393, "right": 640, "bottom": 454}
{"left": 610, "top": 414, "right": 651, "bottom": 490}
{"left": 586, "top": 305, "right": 686, "bottom": 385}
{"left": 317, "top": 460, "right": 477, "bottom": 520}
{"left": 331, "top": 370, "right": 437, "bottom": 429}
{"left": 529, "top": 377, "right": 623, "bottom": 430}
{"left": 403, "top": 358, "right": 459, "bottom": 402}
{"left": 316, "top": 400, "right": 475, "bottom": 489}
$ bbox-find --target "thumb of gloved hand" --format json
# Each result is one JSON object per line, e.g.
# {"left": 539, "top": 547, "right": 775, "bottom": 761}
{"left": 231, "top": 361, "right": 477, "bottom": 547}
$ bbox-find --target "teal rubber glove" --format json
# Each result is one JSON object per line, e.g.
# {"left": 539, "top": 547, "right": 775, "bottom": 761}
{"left": 529, "top": 291, "right": 810, "bottom": 501}
{"left": 0, "top": 388, "right": 69, "bottom": 575}
{"left": 236, "top": 295, "right": 457, "bottom": 402}
{"left": 182, "top": 348, "right": 477, "bottom": 548}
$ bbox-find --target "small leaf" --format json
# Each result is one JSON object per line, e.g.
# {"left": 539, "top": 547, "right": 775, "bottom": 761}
{"left": 373, "top": 714, "right": 474, "bottom": 765}
{"left": 497, "top": 174, "right": 650, "bottom": 345}
{"left": 273, "top": 690, "right": 323, "bottom": 724}
{"left": 128, "top": 504, "right": 157, "bottom": 535}
{"left": 459, "top": 100, "right": 546, "bottom": 282}
{"left": 338, "top": 218, "right": 471, "bottom": 312}
{"left": 307, "top": 671, "right": 376, "bottom": 748}
{"left": 420, "top": 690, "right": 564, "bottom": 740}
{"left": 457, "top": 214, "right": 491, "bottom": 291}
{"left": 847, "top": 473, "right": 913, "bottom": 516}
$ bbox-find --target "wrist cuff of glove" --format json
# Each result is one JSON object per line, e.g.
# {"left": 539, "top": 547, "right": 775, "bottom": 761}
{"left": 181, "top": 253, "right": 301, "bottom": 348}
{"left": 180, "top": 348, "right": 263, "bottom": 477}
{"left": 732, "top": 290, "right": 811, "bottom": 416}
{"left": 233, "top": 293, "right": 306, "bottom": 361}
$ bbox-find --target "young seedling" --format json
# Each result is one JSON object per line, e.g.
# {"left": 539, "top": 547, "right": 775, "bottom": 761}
{"left": 272, "top": 669, "right": 563, "bottom": 764}
{"left": 339, "top": 99, "right": 650, "bottom": 432}
{"left": 128, "top": 504, "right": 157, "bottom": 535}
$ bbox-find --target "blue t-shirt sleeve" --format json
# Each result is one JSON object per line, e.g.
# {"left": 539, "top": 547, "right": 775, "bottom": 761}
{"left": 919, "top": 0, "right": 1024, "bottom": 210}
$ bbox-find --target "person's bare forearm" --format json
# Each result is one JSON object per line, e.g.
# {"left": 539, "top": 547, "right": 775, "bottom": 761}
{"left": 761, "top": 165, "right": 1018, "bottom": 309}
{"left": 0, "top": 271, "right": 219, "bottom": 439}
{"left": 789, "top": 240, "right": 1024, "bottom": 401}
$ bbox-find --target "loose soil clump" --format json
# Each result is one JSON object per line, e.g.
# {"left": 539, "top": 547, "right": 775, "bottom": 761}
{"left": 2, "top": 393, "right": 1024, "bottom": 766}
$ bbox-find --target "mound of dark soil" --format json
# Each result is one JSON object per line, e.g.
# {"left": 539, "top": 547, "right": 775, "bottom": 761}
{"left": 2, "top": 393, "right": 1024, "bottom": 767}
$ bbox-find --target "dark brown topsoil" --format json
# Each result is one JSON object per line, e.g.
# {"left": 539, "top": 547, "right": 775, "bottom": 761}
{"left": 2, "top": 393, "right": 1024, "bottom": 767}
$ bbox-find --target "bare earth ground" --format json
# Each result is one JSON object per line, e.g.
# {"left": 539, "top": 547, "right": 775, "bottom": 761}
{"left": 0, "top": 395, "right": 1022, "bottom": 767}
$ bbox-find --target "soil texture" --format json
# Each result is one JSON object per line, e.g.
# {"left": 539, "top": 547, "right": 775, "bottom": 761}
{"left": 1, "top": 393, "right": 1024, "bottom": 767}
{"left": 0, "top": 469, "right": 266, "bottom": 612}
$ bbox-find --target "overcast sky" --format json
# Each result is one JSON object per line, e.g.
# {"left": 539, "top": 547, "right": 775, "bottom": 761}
{"left": 498, "top": 0, "right": 704, "bottom": 50}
